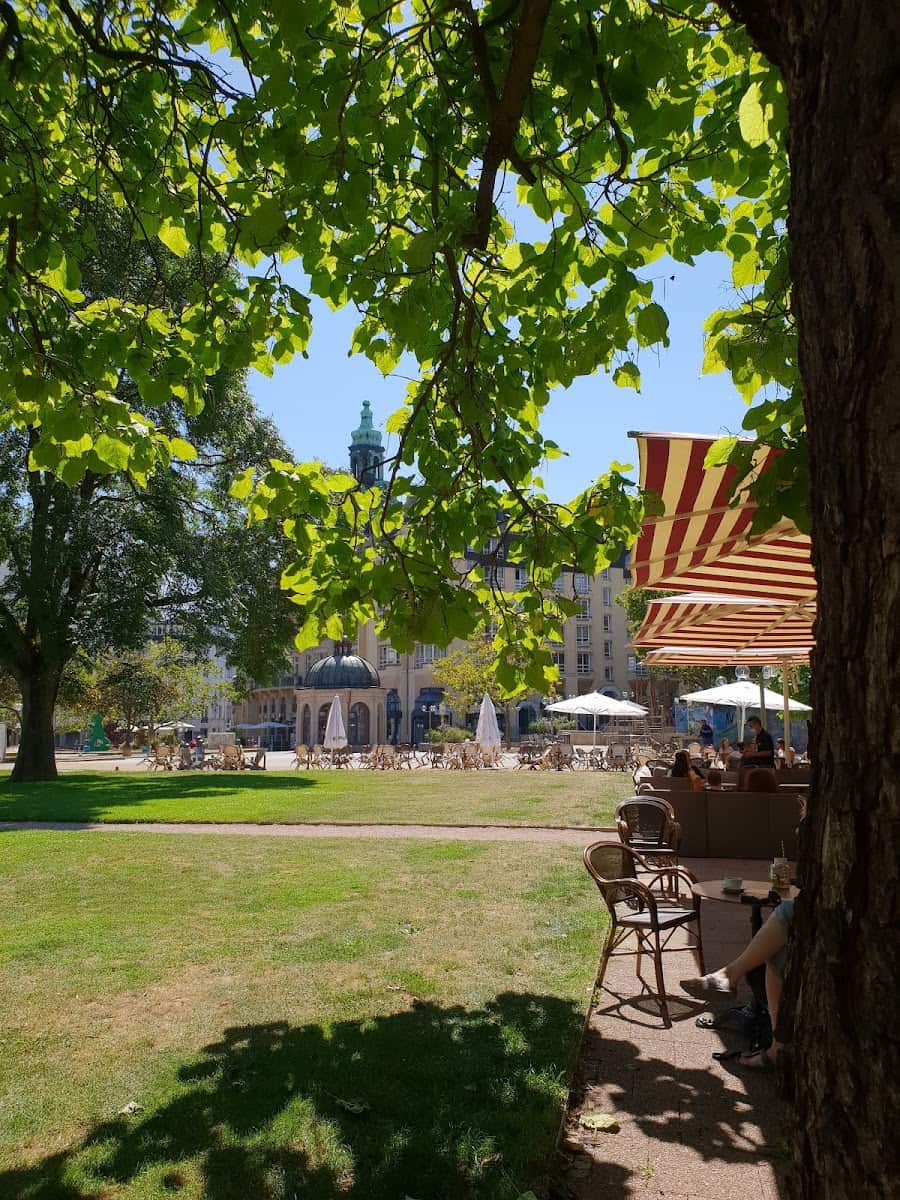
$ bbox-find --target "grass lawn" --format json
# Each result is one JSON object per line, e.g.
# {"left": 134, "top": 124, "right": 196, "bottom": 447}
{"left": 0, "top": 769, "right": 632, "bottom": 827}
{"left": 1, "top": 830, "right": 605, "bottom": 1199}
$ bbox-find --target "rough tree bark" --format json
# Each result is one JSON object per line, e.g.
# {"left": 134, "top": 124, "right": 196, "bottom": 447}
{"left": 10, "top": 659, "right": 62, "bottom": 782}
{"left": 726, "top": 2, "right": 900, "bottom": 1197}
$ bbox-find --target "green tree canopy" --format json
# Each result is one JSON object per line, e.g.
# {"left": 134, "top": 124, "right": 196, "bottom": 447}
{"left": 0, "top": 203, "right": 298, "bottom": 779}
{"left": 95, "top": 638, "right": 224, "bottom": 739}
{"left": 432, "top": 638, "right": 501, "bottom": 722}
{"left": 0, "top": 0, "right": 799, "bottom": 697}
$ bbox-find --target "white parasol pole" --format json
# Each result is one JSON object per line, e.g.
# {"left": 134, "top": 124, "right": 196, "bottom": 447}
{"left": 782, "top": 662, "right": 791, "bottom": 764}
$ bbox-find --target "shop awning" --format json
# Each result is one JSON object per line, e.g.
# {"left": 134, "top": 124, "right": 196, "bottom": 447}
{"left": 629, "top": 432, "right": 815, "bottom": 602}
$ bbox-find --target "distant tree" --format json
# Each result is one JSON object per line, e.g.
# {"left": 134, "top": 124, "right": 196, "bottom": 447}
{"left": 95, "top": 639, "right": 222, "bottom": 741}
{"left": 616, "top": 587, "right": 722, "bottom": 694}
{"left": 0, "top": 205, "right": 297, "bottom": 782}
{"left": 53, "top": 654, "right": 101, "bottom": 735}
{"left": 431, "top": 639, "right": 501, "bottom": 723}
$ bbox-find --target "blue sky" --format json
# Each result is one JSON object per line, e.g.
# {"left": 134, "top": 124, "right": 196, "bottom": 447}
{"left": 248, "top": 250, "right": 748, "bottom": 501}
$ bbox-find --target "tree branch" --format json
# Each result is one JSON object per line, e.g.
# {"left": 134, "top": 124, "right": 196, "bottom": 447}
{"left": 465, "top": 0, "right": 552, "bottom": 248}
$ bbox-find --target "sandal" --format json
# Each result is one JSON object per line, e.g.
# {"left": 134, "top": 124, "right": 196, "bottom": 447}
{"left": 738, "top": 1049, "right": 775, "bottom": 1070}
{"left": 680, "top": 970, "right": 737, "bottom": 999}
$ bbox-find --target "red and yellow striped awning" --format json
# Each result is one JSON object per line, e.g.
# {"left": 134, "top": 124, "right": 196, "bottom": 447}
{"left": 643, "top": 645, "right": 811, "bottom": 667}
{"left": 635, "top": 593, "right": 816, "bottom": 656}
{"left": 629, "top": 432, "right": 815, "bottom": 602}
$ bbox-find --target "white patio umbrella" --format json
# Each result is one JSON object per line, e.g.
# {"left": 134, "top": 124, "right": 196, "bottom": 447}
{"left": 323, "top": 694, "right": 348, "bottom": 750}
{"left": 474, "top": 692, "right": 502, "bottom": 754}
{"left": 546, "top": 691, "right": 649, "bottom": 746}
{"left": 677, "top": 679, "right": 811, "bottom": 744}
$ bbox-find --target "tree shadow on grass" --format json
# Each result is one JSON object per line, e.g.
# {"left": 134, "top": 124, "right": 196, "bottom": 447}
{"left": 0, "top": 770, "right": 319, "bottom": 822}
{"left": 1, "top": 991, "right": 607, "bottom": 1200}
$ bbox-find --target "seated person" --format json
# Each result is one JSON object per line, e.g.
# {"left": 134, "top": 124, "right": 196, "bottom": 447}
{"left": 682, "top": 899, "right": 794, "bottom": 1069}
{"left": 775, "top": 738, "right": 796, "bottom": 768}
{"left": 670, "top": 749, "right": 706, "bottom": 791}
{"left": 704, "top": 768, "right": 723, "bottom": 790}
{"left": 746, "top": 767, "right": 779, "bottom": 792}
{"left": 723, "top": 739, "right": 744, "bottom": 770}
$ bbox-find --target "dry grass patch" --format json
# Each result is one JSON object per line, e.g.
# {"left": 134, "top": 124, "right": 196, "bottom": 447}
{"left": 1, "top": 830, "right": 605, "bottom": 1200}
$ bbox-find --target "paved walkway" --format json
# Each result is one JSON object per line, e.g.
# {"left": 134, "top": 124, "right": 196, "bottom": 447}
{"left": 555, "top": 856, "right": 789, "bottom": 1199}
{"left": 0, "top": 820, "right": 608, "bottom": 844}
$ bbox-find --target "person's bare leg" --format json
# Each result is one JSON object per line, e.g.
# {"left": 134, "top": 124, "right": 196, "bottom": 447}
{"left": 682, "top": 909, "right": 787, "bottom": 995}
{"left": 722, "top": 914, "right": 788, "bottom": 986}
{"left": 740, "top": 965, "right": 783, "bottom": 1067}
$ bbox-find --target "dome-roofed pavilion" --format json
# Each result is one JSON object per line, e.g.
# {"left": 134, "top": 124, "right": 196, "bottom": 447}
{"left": 305, "top": 640, "right": 380, "bottom": 689}
{"left": 298, "top": 640, "right": 386, "bottom": 748}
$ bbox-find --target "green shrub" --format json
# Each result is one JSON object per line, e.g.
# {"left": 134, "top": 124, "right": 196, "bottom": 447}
{"left": 529, "top": 717, "right": 576, "bottom": 734}
{"left": 428, "top": 725, "right": 470, "bottom": 743}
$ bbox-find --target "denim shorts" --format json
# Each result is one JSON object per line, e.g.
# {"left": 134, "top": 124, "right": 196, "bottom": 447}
{"left": 768, "top": 898, "right": 794, "bottom": 979}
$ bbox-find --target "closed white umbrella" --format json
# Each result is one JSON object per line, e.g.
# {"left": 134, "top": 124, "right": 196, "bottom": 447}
{"left": 323, "top": 695, "right": 348, "bottom": 750}
{"left": 475, "top": 692, "right": 502, "bottom": 754}
{"left": 546, "top": 691, "right": 648, "bottom": 746}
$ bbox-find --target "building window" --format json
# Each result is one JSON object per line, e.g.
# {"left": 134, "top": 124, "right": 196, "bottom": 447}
{"left": 604, "top": 640, "right": 613, "bottom": 658}
{"left": 553, "top": 573, "right": 566, "bottom": 594}
{"left": 603, "top": 614, "right": 612, "bottom": 633}
{"left": 578, "top": 598, "right": 591, "bottom": 619}
{"left": 577, "top": 652, "right": 592, "bottom": 675}
{"left": 513, "top": 565, "right": 528, "bottom": 590}
{"left": 602, "top": 586, "right": 612, "bottom": 607}
{"left": 604, "top": 667, "right": 614, "bottom": 682}
{"left": 379, "top": 645, "right": 401, "bottom": 668}
{"left": 576, "top": 624, "right": 591, "bottom": 646}
{"left": 601, "top": 568, "right": 611, "bottom": 581}
{"left": 415, "top": 644, "right": 445, "bottom": 668}
{"left": 485, "top": 563, "right": 504, "bottom": 589}
{"left": 574, "top": 572, "right": 590, "bottom": 594}
{"left": 551, "top": 651, "right": 566, "bottom": 671}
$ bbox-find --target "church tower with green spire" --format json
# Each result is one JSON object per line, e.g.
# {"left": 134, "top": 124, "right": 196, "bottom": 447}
{"left": 349, "top": 400, "right": 385, "bottom": 486}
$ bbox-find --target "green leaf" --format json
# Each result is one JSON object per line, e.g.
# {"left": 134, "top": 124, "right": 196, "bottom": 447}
{"left": 705, "top": 436, "right": 739, "bottom": 468}
{"left": 635, "top": 303, "right": 670, "bottom": 347}
{"left": 738, "top": 83, "right": 768, "bottom": 148}
{"left": 579, "top": 1111, "right": 621, "bottom": 1132}
{"left": 93, "top": 434, "right": 132, "bottom": 471}
{"left": 158, "top": 221, "right": 191, "bottom": 257}
{"left": 405, "top": 230, "right": 438, "bottom": 270}
{"left": 168, "top": 437, "right": 197, "bottom": 461}
{"left": 613, "top": 362, "right": 641, "bottom": 390}
{"left": 229, "top": 468, "right": 255, "bottom": 500}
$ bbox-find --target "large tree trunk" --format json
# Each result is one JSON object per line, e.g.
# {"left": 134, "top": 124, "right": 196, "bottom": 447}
{"left": 10, "top": 665, "right": 61, "bottom": 782}
{"left": 730, "top": 2, "right": 900, "bottom": 1197}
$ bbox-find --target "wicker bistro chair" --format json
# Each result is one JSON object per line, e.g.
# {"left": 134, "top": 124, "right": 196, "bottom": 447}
{"left": 583, "top": 841, "right": 704, "bottom": 1028}
{"left": 615, "top": 796, "right": 682, "bottom": 868}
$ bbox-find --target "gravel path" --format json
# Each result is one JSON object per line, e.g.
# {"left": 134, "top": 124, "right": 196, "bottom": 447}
{"left": 0, "top": 820, "right": 608, "bottom": 844}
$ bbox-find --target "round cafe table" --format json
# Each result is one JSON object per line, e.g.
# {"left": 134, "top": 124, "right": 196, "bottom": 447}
{"left": 692, "top": 879, "right": 799, "bottom": 1007}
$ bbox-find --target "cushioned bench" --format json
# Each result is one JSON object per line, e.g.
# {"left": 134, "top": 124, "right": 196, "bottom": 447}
{"left": 641, "top": 789, "right": 804, "bottom": 858}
